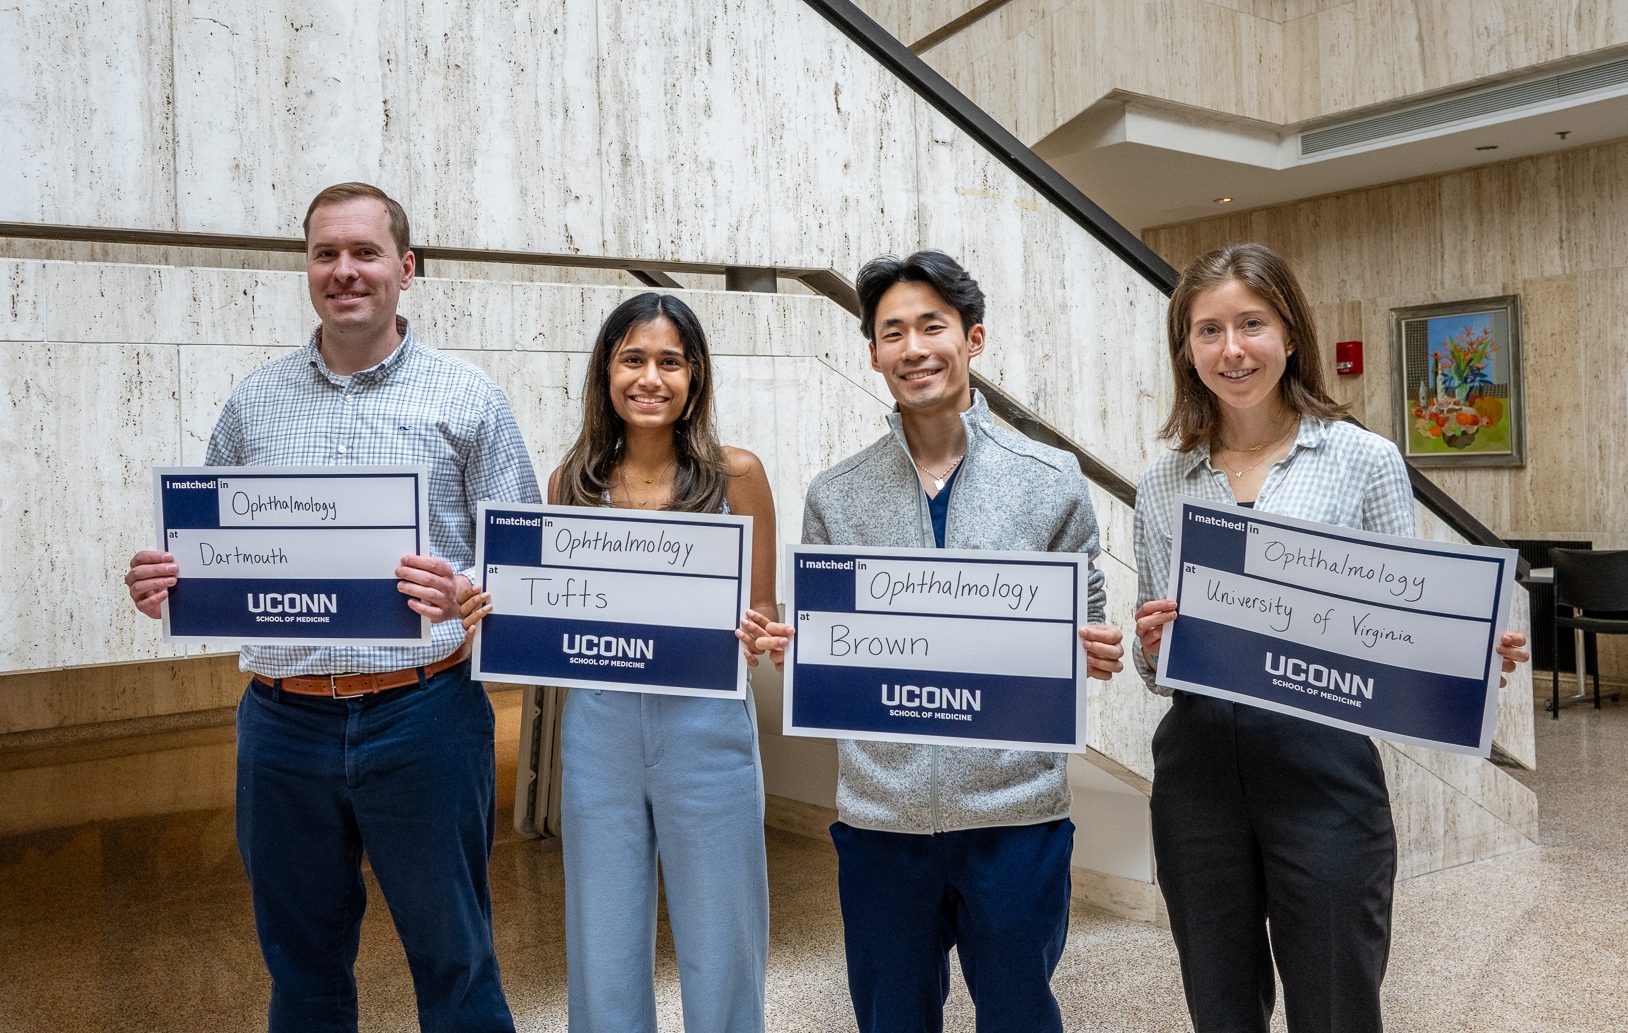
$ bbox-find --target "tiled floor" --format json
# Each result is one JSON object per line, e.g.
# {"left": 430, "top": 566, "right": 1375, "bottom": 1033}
{"left": 2, "top": 692, "right": 1625, "bottom": 1032}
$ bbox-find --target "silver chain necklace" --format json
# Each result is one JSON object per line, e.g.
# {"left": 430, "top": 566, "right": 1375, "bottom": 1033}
{"left": 914, "top": 453, "right": 964, "bottom": 492}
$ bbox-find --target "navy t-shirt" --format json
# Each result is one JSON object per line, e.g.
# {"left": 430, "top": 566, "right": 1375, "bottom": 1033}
{"left": 927, "top": 464, "right": 961, "bottom": 548}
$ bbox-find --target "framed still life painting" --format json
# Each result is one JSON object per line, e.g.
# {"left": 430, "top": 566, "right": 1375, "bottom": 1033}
{"left": 1390, "top": 295, "right": 1525, "bottom": 468}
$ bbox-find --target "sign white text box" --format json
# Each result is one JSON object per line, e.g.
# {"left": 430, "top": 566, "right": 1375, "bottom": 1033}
{"left": 484, "top": 564, "right": 740, "bottom": 631}
{"left": 795, "top": 610, "right": 1076, "bottom": 679}
{"left": 538, "top": 515, "right": 743, "bottom": 577}
{"left": 1242, "top": 522, "right": 1498, "bottom": 617}
{"left": 849, "top": 558, "right": 1076, "bottom": 620}
{"left": 170, "top": 527, "right": 417, "bottom": 580}
{"left": 214, "top": 474, "right": 418, "bottom": 528}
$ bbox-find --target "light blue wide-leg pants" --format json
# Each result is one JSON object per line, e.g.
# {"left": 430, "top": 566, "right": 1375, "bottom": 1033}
{"left": 561, "top": 686, "right": 768, "bottom": 1033}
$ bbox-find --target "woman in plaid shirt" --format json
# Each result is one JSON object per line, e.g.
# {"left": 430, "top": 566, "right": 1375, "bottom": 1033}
{"left": 1130, "top": 243, "right": 1527, "bottom": 1033}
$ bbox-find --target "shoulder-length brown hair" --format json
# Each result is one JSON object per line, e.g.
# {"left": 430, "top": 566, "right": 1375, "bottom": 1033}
{"left": 555, "top": 293, "right": 730, "bottom": 512}
{"left": 1160, "top": 242, "right": 1346, "bottom": 451}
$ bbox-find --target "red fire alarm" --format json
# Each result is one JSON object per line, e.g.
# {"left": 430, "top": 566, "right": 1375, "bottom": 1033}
{"left": 1335, "top": 340, "right": 1363, "bottom": 376}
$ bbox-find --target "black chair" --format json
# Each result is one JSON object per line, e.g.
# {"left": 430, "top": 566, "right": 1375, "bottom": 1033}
{"left": 1549, "top": 548, "right": 1628, "bottom": 718}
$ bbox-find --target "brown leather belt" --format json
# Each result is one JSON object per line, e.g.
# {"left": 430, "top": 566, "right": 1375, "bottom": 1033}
{"left": 254, "top": 642, "right": 472, "bottom": 699}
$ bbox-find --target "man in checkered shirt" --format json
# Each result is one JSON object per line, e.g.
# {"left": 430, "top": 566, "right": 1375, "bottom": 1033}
{"left": 125, "top": 182, "right": 538, "bottom": 1033}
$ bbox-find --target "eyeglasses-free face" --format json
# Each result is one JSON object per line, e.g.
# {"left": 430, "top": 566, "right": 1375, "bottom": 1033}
{"left": 869, "top": 280, "right": 985, "bottom": 416}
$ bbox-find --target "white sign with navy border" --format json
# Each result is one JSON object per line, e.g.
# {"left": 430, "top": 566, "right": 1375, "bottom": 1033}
{"left": 472, "top": 502, "right": 751, "bottom": 699}
{"left": 154, "top": 465, "right": 431, "bottom": 646}
{"left": 782, "top": 543, "right": 1089, "bottom": 751}
{"left": 1156, "top": 496, "right": 1517, "bottom": 757}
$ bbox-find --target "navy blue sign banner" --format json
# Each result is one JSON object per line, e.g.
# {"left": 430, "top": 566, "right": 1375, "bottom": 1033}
{"left": 472, "top": 503, "right": 751, "bottom": 699}
{"left": 153, "top": 466, "right": 430, "bottom": 646}
{"left": 783, "top": 544, "right": 1089, "bottom": 751}
{"left": 1156, "top": 496, "right": 1517, "bottom": 757}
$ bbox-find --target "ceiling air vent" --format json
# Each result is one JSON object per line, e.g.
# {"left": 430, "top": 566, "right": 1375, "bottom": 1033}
{"left": 1300, "top": 54, "right": 1628, "bottom": 157}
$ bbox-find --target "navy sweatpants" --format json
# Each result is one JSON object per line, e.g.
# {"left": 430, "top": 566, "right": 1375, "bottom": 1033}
{"left": 1152, "top": 691, "right": 1396, "bottom": 1033}
{"left": 830, "top": 817, "right": 1074, "bottom": 1033}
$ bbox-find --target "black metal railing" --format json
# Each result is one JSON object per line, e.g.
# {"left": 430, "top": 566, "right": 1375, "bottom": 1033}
{"left": 799, "top": 0, "right": 1525, "bottom": 574}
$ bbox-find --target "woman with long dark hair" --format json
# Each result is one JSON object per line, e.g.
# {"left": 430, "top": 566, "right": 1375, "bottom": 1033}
{"left": 462, "top": 292, "right": 777, "bottom": 1033}
{"left": 1130, "top": 243, "right": 1528, "bottom": 1033}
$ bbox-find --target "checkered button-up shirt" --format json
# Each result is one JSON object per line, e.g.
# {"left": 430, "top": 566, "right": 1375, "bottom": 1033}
{"left": 205, "top": 319, "right": 541, "bottom": 678}
{"left": 1132, "top": 415, "right": 1415, "bottom": 693}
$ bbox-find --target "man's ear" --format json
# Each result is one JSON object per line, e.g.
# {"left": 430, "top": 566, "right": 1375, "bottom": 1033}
{"left": 966, "top": 324, "right": 985, "bottom": 359}
{"left": 868, "top": 340, "right": 880, "bottom": 372}
{"left": 400, "top": 249, "right": 416, "bottom": 290}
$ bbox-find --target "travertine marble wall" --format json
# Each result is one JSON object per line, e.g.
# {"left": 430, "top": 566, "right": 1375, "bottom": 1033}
{"left": 926, "top": 0, "right": 1288, "bottom": 143}
{"left": 920, "top": 0, "right": 1628, "bottom": 146}
{"left": 857, "top": 0, "right": 988, "bottom": 46}
{"left": 1143, "top": 136, "right": 1628, "bottom": 687}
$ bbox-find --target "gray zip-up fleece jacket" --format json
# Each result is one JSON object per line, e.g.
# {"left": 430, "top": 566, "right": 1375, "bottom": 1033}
{"left": 802, "top": 391, "right": 1107, "bottom": 834}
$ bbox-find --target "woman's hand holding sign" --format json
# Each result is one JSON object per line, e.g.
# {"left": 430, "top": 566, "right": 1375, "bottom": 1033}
{"left": 1134, "top": 599, "right": 1179, "bottom": 658}
{"left": 1495, "top": 631, "right": 1529, "bottom": 688}
{"left": 738, "top": 609, "right": 793, "bottom": 670}
{"left": 458, "top": 581, "right": 493, "bottom": 636}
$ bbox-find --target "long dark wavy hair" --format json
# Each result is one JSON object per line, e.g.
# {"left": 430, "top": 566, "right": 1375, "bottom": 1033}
{"left": 555, "top": 293, "right": 730, "bottom": 512}
{"left": 1161, "top": 242, "right": 1347, "bottom": 451}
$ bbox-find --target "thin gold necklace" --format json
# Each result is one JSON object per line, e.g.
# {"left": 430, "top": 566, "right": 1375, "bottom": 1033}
{"left": 617, "top": 469, "right": 672, "bottom": 509}
{"left": 621, "top": 463, "right": 664, "bottom": 486}
{"left": 1217, "top": 423, "right": 1296, "bottom": 480}
{"left": 913, "top": 453, "right": 964, "bottom": 492}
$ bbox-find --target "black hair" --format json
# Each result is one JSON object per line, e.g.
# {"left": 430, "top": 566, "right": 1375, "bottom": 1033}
{"left": 855, "top": 250, "right": 986, "bottom": 342}
{"left": 555, "top": 292, "right": 729, "bottom": 512}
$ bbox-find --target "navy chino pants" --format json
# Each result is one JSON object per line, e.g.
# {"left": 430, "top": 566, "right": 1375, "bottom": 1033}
{"left": 235, "top": 661, "right": 513, "bottom": 1033}
{"left": 831, "top": 817, "right": 1074, "bottom": 1033}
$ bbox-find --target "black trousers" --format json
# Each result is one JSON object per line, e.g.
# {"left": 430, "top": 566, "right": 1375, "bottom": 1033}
{"left": 1151, "top": 692, "right": 1396, "bottom": 1033}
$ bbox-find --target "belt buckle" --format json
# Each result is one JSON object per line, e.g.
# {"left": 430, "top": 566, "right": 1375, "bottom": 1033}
{"left": 329, "top": 672, "right": 368, "bottom": 700}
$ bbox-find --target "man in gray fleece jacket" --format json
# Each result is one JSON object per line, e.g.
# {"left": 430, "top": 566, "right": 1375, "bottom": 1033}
{"left": 748, "top": 251, "right": 1123, "bottom": 1033}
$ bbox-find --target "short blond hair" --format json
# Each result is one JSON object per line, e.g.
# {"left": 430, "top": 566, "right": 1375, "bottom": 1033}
{"left": 302, "top": 182, "right": 410, "bottom": 257}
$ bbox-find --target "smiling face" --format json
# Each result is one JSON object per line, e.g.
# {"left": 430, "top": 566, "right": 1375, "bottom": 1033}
{"left": 607, "top": 316, "right": 692, "bottom": 430}
{"left": 869, "top": 280, "right": 984, "bottom": 415}
{"left": 305, "top": 197, "right": 414, "bottom": 347}
{"left": 1186, "top": 279, "right": 1294, "bottom": 422}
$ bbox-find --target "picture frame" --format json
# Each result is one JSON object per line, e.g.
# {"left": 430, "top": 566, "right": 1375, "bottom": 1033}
{"left": 1390, "top": 295, "right": 1524, "bottom": 468}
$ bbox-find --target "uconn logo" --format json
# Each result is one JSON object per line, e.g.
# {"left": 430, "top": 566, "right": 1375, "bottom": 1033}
{"left": 1265, "top": 651, "right": 1374, "bottom": 699}
{"left": 246, "top": 592, "right": 337, "bottom": 614}
{"left": 881, "top": 683, "right": 982, "bottom": 712}
{"left": 562, "top": 634, "right": 654, "bottom": 659}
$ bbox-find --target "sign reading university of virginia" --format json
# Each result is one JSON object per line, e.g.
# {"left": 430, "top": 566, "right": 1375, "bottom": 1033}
{"left": 782, "top": 543, "right": 1091, "bottom": 751}
{"left": 153, "top": 466, "right": 431, "bottom": 646}
{"left": 1156, "top": 496, "right": 1518, "bottom": 757}
{"left": 471, "top": 503, "right": 752, "bottom": 699}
